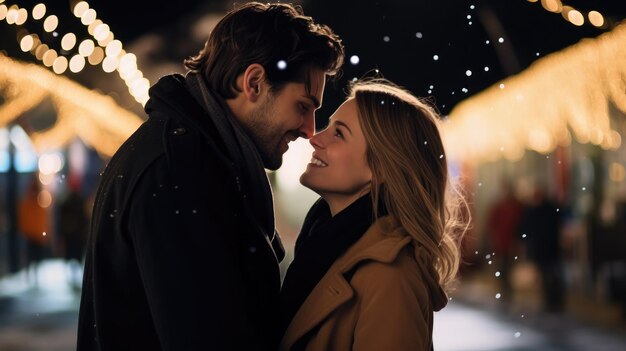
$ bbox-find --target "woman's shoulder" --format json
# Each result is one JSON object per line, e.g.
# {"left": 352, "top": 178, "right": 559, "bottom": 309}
{"left": 348, "top": 244, "right": 431, "bottom": 307}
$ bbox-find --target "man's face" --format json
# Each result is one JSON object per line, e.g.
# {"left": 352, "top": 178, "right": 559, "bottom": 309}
{"left": 246, "top": 69, "right": 326, "bottom": 170}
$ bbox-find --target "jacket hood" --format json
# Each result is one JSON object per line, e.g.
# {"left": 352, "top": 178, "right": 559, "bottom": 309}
{"left": 144, "top": 74, "right": 200, "bottom": 125}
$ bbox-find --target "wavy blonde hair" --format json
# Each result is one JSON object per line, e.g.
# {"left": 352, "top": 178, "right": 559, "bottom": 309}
{"left": 349, "top": 79, "right": 468, "bottom": 292}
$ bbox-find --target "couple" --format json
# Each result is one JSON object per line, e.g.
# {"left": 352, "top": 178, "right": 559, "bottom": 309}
{"left": 77, "top": 2, "right": 465, "bottom": 350}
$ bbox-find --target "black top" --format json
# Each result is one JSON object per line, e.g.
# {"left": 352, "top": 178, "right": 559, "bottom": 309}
{"left": 279, "top": 193, "right": 384, "bottom": 345}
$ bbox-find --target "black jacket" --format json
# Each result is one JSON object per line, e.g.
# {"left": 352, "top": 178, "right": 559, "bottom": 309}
{"left": 77, "top": 74, "right": 285, "bottom": 351}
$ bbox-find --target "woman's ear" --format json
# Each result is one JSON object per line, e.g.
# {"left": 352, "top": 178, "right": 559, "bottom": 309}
{"left": 242, "top": 63, "right": 266, "bottom": 102}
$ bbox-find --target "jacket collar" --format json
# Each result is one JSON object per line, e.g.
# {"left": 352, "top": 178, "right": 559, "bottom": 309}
{"left": 281, "top": 216, "right": 412, "bottom": 349}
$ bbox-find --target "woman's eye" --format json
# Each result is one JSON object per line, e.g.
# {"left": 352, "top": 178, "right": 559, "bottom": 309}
{"left": 334, "top": 128, "right": 343, "bottom": 139}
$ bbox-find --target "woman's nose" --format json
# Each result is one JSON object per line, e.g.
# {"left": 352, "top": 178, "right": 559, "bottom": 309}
{"left": 309, "top": 131, "right": 325, "bottom": 149}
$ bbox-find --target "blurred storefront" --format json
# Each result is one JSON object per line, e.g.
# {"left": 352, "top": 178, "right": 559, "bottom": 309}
{"left": 439, "top": 22, "right": 626, "bottom": 320}
{"left": 0, "top": 54, "right": 143, "bottom": 276}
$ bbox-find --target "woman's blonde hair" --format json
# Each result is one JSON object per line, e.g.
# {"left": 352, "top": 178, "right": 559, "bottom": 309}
{"left": 349, "top": 79, "right": 468, "bottom": 292}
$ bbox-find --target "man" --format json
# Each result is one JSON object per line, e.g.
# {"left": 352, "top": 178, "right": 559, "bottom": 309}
{"left": 77, "top": 3, "right": 344, "bottom": 350}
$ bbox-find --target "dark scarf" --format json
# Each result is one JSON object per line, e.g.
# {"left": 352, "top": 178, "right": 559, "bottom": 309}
{"left": 279, "top": 193, "right": 383, "bottom": 341}
{"left": 184, "top": 72, "right": 275, "bottom": 242}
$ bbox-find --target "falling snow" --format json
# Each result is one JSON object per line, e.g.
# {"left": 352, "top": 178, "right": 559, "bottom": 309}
{"left": 350, "top": 55, "right": 360, "bottom": 65}
{"left": 277, "top": 60, "right": 287, "bottom": 70}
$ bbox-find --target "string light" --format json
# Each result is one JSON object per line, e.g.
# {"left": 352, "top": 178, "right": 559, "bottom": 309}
{"left": 2, "top": 1, "right": 151, "bottom": 105}
{"left": 443, "top": 22, "right": 626, "bottom": 164}
{"left": 0, "top": 54, "right": 143, "bottom": 157}
{"left": 530, "top": 0, "right": 606, "bottom": 28}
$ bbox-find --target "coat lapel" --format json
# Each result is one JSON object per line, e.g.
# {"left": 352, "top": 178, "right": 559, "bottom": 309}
{"left": 280, "top": 270, "right": 354, "bottom": 349}
{"left": 281, "top": 217, "right": 413, "bottom": 350}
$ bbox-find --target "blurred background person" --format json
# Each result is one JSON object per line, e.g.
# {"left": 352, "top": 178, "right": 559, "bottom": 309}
{"left": 57, "top": 175, "right": 89, "bottom": 290}
{"left": 486, "top": 180, "right": 523, "bottom": 301}
{"left": 17, "top": 174, "right": 51, "bottom": 287}
{"left": 519, "top": 183, "right": 565, "bottom": 313}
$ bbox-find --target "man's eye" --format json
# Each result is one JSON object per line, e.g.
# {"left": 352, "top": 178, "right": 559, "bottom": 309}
{"left": 299, "top": 103, "right": 309, "bottom": 113}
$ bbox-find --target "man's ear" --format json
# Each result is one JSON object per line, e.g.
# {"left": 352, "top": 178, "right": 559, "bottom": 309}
{"left": 242, "top": 63, "right": 266, "bottom": 102}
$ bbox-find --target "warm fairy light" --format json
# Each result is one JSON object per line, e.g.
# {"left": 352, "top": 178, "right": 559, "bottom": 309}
{"left": 42, "top": 49, "right": 57, "bottom": 66}
{"left": 52, "top": 56, "right": 68, "bottom": 74}
{"left": 118, "top": 53, "right": 137, "bottom": 74}
{"left": 20, "top": 34, "right": 34, "bottom": 52}
{"left": 87, "top": 18, "right": 102, "bottom": 35}
{"left": 541, "top": 0, "right": 561, "bottom": 13}
{"left": 443, "top": 22, "right": 626, "bottom": 164}
{"left": 69, "top": 55, "right": 86, "bottom": 73}
{"left": 102, "top": 55, "right": 119, "bottom": 73}
{"left": 43, "top": 14, "right": 58, "bottom": 32}
{"left": 61, "top": 33, "right": 77, "bottom": 51}
{"left": 123, "top": 69, "right": 143, "bottom": 83}
{"left": 560, "top": 6, "right": 573, "bottom": 21}
{"left": 6, "top": 7, "right": 18, "bottom": 24}
{"left": 88, "top": 46, "right": 104, "bottom": 65}
{"left": 80, "top": 8, "right": 96, "bottom": 25}
{"left": 73, "top": 1, "right": 89, "bottom": 18}
{"left": 32, "top": 3, "right": 46, "bottom": 20}
{"left": 0, "top": 5, "right": 7, "bottom": 21}
{"left": 35, "top": 43, "right": 48, "bottom": 60}
{"left": 130, "top": 78, "right": 150, "bottom": 97}
{"left": 15, "top": 8, "right": 27, "bottom": 25}
{"left": 38, "top": 152, "right": 63, "bottom": 175}
{"left": 97, "top": 31, "right": 114, "bottom": 47}
{"left": 93, "top": 23, "right": 110, "bottom": 41}
{"left": 588, "top": 11, "right": 604, "bottom": 28}
{"left": 105, "top": 39, "right": 122, "bottom": 57}
{"left": 78, "top": 39, "right": 95, "bottom": 57}
{"left": 567, "top": 10, "right": 584, "bottom": 26}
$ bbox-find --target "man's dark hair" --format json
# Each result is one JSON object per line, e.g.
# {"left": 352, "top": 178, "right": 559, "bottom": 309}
{"left": 184, "top": 2, "right": 344, "bottom": 98}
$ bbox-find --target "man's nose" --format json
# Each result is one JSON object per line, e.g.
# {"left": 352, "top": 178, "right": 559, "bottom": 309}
{"left": 298, "top": 112, "right": 315, "bottom": 139}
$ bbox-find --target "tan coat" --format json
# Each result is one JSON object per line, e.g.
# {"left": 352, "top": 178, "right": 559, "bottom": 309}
{"left": 280, "top": 217, "right": 448, "bottom": 351}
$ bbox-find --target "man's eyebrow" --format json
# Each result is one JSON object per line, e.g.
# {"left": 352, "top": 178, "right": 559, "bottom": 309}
{"left": 333, "top": 120, "right": 352, "bottom": 135}
{"left": 303, "top": 95, "right": 321, "bottom": 109}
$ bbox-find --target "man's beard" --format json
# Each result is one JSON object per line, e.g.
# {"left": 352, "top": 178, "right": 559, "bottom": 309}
{"left": 246, "top": 95, "right": 284, "bottom": 170}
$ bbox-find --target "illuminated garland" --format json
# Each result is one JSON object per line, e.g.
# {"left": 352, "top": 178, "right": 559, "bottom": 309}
{"left": 0, "top": 53, "right": 143, "bottom": 157}
{"left": 443, "top": 21, "right": 626, "bottom": 164}
{"left": 527, "top": 0, "right": 607, "bottom": 28}
{"left": 0, "top": 1, "right": 150, "bottom": 105}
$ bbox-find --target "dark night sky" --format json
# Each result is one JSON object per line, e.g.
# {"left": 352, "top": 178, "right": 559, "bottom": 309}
{"left": 3, "top": 0, "right": 624, "bottom": 124}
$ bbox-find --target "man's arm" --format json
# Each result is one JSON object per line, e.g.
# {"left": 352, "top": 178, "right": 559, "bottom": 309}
{"left": 127, "top": 157, "right": 252, "bottom": 350}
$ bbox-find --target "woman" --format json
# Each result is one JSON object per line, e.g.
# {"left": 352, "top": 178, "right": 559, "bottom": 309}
{"left": 279, "top": 79, "right": 467, "bottom": 351}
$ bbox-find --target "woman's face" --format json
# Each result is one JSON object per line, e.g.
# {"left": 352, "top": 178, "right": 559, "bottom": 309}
{"left": 300, "top": 98, "right": 372, "bottom": 200}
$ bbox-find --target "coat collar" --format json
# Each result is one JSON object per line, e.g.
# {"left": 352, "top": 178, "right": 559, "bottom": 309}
{"left": 281, "top": 216, "right": 411, "bottom": 350}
